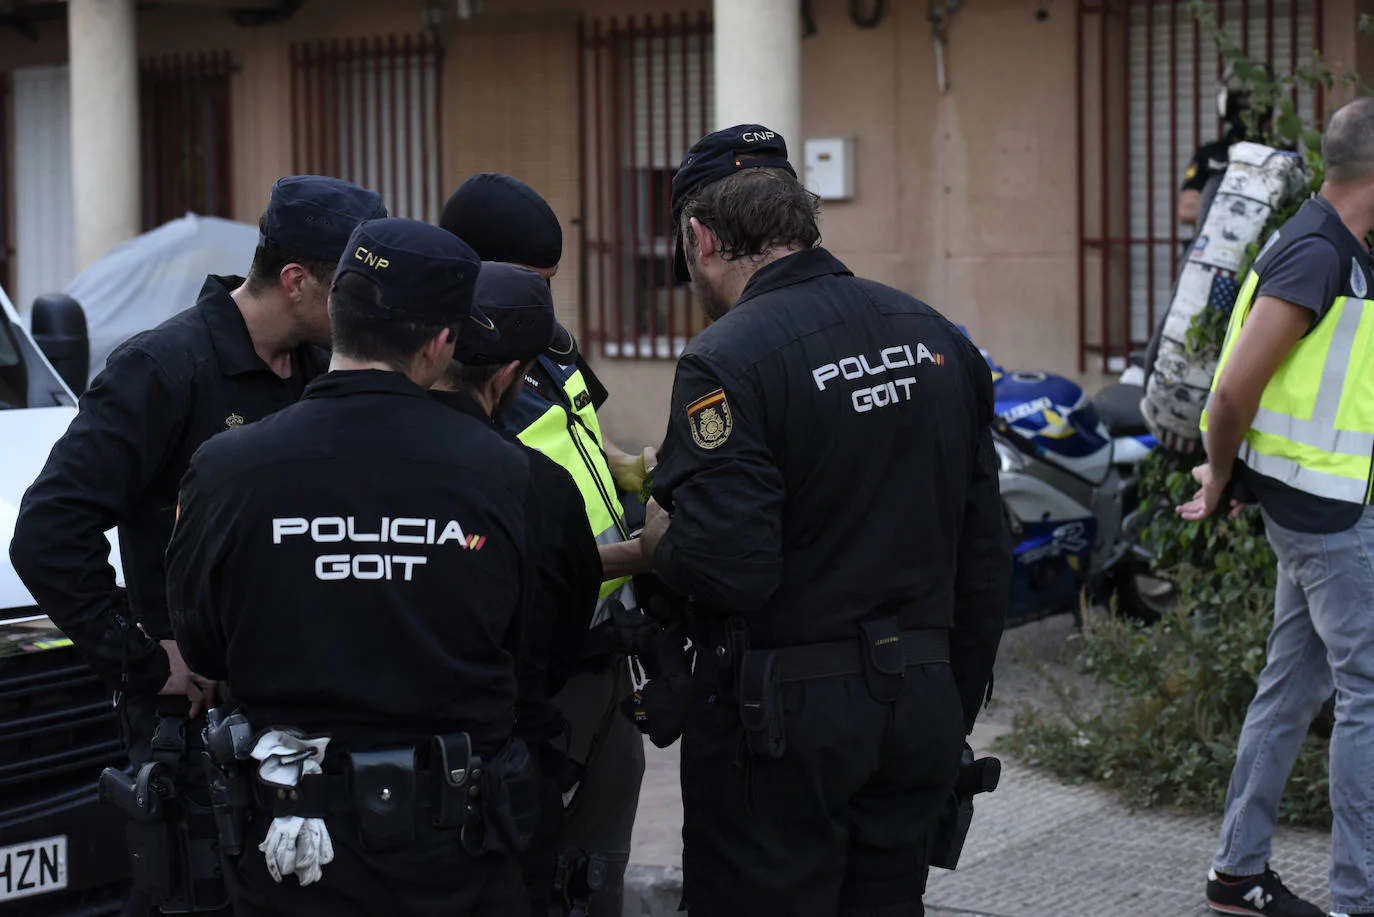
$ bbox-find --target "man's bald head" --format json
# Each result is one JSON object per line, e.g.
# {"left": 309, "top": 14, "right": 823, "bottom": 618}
{"left": 1323, "top": 97, "right": 1374, "bottom": 186}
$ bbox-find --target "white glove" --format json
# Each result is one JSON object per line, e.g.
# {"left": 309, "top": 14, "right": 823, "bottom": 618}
{"left": 250, "top": 730, "right": 335, "bottom": 886}
{"left": 293, "top": 816, "right": 335, "bottom": 886}
{"left": 251, "top": 729, "right": 330, "bottom": 787}
{"left": 258, "top": 816, "right": 304, "bottom": 884}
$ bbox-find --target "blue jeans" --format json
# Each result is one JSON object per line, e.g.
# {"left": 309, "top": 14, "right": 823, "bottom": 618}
{"left": 1214, "top": 505, "right": 1374, "bottom": 913}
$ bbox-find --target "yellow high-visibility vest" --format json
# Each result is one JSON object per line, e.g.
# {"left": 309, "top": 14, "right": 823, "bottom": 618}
{"left": 511, "top": 362, "right": 635, "bottom": 624}
{"left": 1202, "top": 198, "right": 1374, "bottom": 504}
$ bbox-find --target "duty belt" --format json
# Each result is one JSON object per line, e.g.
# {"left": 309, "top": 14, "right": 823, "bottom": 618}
{"left": 716, "top": 621, "right": 949, "bottom": 759}
{"left": 254, "top": 772, "right": 430, "bottom": 817}
{"left": 768, "top": 629, "right": 949, "bottom": 682}
{"left": 698, "top": 627, "right": 950, "bottom": 689}
{"left": 250, "top": 735, "right": 541, "bottom": 856}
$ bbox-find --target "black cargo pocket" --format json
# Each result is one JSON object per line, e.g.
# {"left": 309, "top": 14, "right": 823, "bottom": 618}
{"left": 480, "top": 738, "right": 541, "bottom": 854}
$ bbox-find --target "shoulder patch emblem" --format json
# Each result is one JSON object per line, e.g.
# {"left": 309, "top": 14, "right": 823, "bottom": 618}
{"left": 1352, "top": 257, "right": 1369, "bottom": 299}
{"left": 686, "top": 389, "right": 733, "bottom": 450}
{"left": 226, "top": 412, "right": 245, "bottom": 429}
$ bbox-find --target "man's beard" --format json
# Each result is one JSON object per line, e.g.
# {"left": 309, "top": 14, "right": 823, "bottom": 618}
{"left": 492, "top": 376, "right": 525, "bottom": 420}
{"left": 692, "top": 273, "right": 733, "bottom": 322}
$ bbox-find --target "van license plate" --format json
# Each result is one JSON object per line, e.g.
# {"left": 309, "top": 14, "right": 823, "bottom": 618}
{"left": 0, "top": 835, "right": 68, "bottom": 902}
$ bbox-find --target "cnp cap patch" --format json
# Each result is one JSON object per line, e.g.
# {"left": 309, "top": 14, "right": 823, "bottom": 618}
{"left": 686, "top": 388, "right": 733, "bottom": 449}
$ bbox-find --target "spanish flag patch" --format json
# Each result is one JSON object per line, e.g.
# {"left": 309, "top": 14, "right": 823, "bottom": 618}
{"left": 686, "top": 388, "right": 733, "bottom": 449}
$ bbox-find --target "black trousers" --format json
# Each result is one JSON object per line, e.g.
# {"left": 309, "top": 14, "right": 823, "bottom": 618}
{"left": 679, "top": 663, "right": 966, "bottom": 917}
{"left": 519, "top": 767, "right": 568, "bottom": 917}
{"left": 548, "top": 661, "right": 646, "bottom": 917}
{"left": 225, "top": 809, "right": 525, "bottom": 917}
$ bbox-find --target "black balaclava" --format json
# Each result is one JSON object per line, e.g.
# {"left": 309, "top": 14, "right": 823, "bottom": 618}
{"left": 439, "top": 173, "right": 562, "bottom": 269}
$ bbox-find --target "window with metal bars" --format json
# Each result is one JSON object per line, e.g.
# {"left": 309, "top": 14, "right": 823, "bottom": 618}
{"left": 1076, "top": 0, "right": 1323, "bottom": 372}
{"left": 579, "top": 13, "right": 714, "bottom": 360}
{"left": 289, "top": 34, "right": 444, "bottom": 223}
{"left": 138, "top": 51, "right": 234, "bottom": 231}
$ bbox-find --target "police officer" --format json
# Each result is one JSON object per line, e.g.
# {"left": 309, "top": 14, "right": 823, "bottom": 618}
{"left": 440, "top": 173, "right": 648, "bottom": 917}
{"left": 166, "top": 218, "right": 535, "bottom": 917}
{"left": 10, "top": 175, "right": 385, "bottom": 913}
{"left": 430, "top": 261, "right": 602, "bottom": 916}
{"left": 634, "top": 124, "right": 1012, "bottom": 917}
{"left": 1183, "top": 97, "right": 1374, "bottom": 917}
{"left": 1178, "top": 64, "right": 1275, "bottom": 226}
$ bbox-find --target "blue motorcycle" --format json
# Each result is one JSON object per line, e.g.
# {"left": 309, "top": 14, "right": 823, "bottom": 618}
{"left": 962, "top": 330, "right": 1172, "bottom": 626}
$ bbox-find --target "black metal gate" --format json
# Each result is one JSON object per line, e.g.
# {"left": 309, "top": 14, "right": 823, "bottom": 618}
{"left": 578, "top": 12, "right": 713, "bottom": 360}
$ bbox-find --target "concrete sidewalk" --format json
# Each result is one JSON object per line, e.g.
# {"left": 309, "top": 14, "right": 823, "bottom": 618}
{"left": 921, "top": 737, "right": 1331, "bottom": 916}
{"left": 624, "top": 721, "right": 1334, "bottom": 917}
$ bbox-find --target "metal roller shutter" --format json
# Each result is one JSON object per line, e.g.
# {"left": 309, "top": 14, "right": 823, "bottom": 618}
{"left": 1126, "top": 0, "right": 1318, "bottom": 342}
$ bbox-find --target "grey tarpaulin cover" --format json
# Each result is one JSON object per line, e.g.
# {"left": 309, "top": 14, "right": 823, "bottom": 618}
{"left": 61, "top": 213, "right": 258, "bottom": 386}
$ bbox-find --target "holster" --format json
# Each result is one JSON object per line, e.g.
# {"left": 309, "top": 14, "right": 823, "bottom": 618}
{"left": 200, "top": 755, "right": 247, "bottom": 858}
{"left": 99, "top": 761, "right": 176, "bottom": 897}
{"left": 201, "top": 709, "right": 253, "bottom": 857}
{"left": 738, "top": 650, "right": 786, "bottom": 759}
{"left": 99, "top": 711, "right": 229, "bottom": 913}
{"left": 430, "top": 732, "right": 479, "bottom": 830}
{"left": 928, "top": 745, "right": 1001, "bottom": 871}
{"left": 858, "top": 617, "right": 905, "bottom": 703}
{"left": 477, "top": 738, "right": 540, "bottom": 854}
{"left": 347, "top": 747, "right": 416, "bottom": 852}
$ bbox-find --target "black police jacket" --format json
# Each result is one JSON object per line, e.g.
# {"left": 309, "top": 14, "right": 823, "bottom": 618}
{"left": 167, "top": 370, "right": 536, "bottom": 751}
{"left": 651, "top": 248, "right": 1012, "bottom": 730}
{"left": 10, "top": 276, "right": 328, "bottom": 695}
{"left": 431, "top": 389, "right": 601, "bottom": 746}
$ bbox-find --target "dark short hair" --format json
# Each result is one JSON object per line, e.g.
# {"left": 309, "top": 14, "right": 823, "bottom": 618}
{"left": 330, "top": 272, "right": 454, "bottom": 371}
{"left": 244, "top": 214, "right": 337, "bottom": 293}
{"left": 442, "top": 357, "right": 533, "bottom": 394}
{"left": 1323, "top": 97, "right": 1374, "bottom": 185}
{"left": 679, "top": 166, "right": 821, "bottom": 265}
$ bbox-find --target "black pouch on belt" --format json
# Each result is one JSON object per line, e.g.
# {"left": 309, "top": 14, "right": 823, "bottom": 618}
{"left": 738, "top": 650, "right": 785, "bottom": 758}
{"left": 430, "top": 732, "right": 476, "bottom": 830}
{"left": 347, "top": 748, "right": 416, "bottom": 852}
{"left": 480, "top": 738, "right": 541, "bottom": 854}
{"left": 622, "top": 671, "right": 693, "bottom": 749}
{"left": 859, "top": 617, "right": 905, "bottom": 703}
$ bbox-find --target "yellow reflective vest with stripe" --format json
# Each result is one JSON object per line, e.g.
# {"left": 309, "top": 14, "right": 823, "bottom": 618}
{"left": 1201, "top": 198, "right": 1374, "bottom": 505}
{"left": 504, "top": 357, "right": 636, "bottom": 626}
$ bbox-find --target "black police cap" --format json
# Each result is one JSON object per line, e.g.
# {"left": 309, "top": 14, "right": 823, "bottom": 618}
{"left": 439, "top": 173, "right": 563, "bottom": 270}
{"left": 334, "top": 218, "right": 495, "bottom": 334}
{"left": 669, "top": 124, "right": 796, "bottom": 282}
{"left": 260, "top": 175, "right": 388, "bottom": 263}
{"left": 455, "top": 263, "right": 577, "bottom": 366}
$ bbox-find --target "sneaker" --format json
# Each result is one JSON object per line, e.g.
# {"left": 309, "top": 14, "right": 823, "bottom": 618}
{"left": 1205, "top": 867, "right": 1325, "bottom": 916}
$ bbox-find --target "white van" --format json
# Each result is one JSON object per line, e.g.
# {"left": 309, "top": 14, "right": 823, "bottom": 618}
{"left": 0, "top": 284, "right": 131, "bottom": 913}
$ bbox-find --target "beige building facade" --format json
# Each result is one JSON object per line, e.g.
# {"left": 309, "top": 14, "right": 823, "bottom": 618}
{"left": 1, "top": 0, "right": 1371, "bottom": 446}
